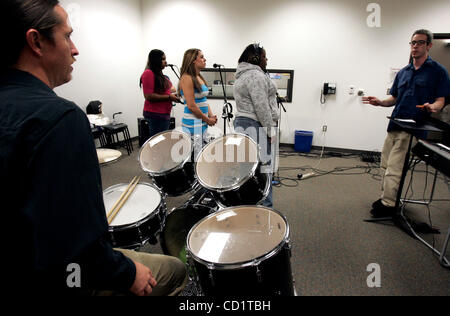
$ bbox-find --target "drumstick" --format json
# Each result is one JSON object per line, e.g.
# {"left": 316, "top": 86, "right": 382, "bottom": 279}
{"left": 108, "top": 176, "right": 141, "bottom": 225}
{"left": 106, "top": 176, "right": 138, "bottom": 220}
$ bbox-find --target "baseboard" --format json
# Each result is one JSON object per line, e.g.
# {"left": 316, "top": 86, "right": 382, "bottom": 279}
{"left": 280, "top": 143, "right": 381, "bottom": 162}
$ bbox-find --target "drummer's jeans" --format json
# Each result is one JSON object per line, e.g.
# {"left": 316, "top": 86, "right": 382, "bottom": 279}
{"left": 93, "top": 249, "right": 188, "bottom": 296}
{"left": 234, "top": 116, "right": 274, "bottom": 208}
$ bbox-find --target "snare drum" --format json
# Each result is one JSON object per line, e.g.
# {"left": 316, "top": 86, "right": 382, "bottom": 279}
{"left": 139, "top": 130, "right": 197, "bottom": 196}
{"left": 195, "top": 133, "right": 270, "bottom": 207}
{"left": 186, "top": 206, "right": 295, "bottom": 296}
{"left": 103, "top": 182, "right": 166, "bottom": 249}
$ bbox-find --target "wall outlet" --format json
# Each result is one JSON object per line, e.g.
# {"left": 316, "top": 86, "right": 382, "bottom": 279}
{"left": 349, "top": 85, "right": 356, "bottom": 95}
{"left": 322, "top": 125, "right": 328, "bottom": 132}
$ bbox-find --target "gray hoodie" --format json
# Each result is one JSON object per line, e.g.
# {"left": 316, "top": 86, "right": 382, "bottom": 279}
{"left": 234, "top": 62, "right": 279, "bottom": 137}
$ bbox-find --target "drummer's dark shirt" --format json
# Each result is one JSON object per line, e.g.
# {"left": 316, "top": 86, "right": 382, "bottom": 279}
{"left": 0, "top": 69, "right": 135, "bottom": 294}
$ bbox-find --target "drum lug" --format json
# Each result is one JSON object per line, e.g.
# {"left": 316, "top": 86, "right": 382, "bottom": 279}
{"left": 253, "top": 260, "right": 263, "bottom": 283}
{"left": 285, "top": 240, "right": 292, "bottom": 258}
{"left": 207, "top": 264, "right": 216, "bottom": 287}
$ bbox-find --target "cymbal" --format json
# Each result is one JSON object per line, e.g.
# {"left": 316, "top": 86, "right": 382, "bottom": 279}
{"left": 97, "top": 148, "right": 122, "bottom": 165}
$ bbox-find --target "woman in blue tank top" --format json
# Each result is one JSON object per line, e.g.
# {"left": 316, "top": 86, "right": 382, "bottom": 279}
{"left": 178, "top": 49, "right": 217, "bottom": 139}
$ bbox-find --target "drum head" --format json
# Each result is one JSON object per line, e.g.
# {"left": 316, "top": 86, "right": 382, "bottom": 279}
{"left": 195, "top": 134, "right": 259, "bottom": 191}
{"left": 97, "top": 148, "right": 122, "bottom": 165}
{"left": 139, "top": 130, "right": 192, "bottom": 175}
{"left": 161, "top": 204, "right": 213, "bottom": 262}
{"left": 187, "top": 206, "right": 287, "bottom": 265}
{"left": 103, "top": 183, "right": 162, "bottom": 226}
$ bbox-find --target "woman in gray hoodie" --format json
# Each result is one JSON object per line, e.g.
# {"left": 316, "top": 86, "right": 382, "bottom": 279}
{"left": 233, "top": 43, "right": 279, "bottom": 207}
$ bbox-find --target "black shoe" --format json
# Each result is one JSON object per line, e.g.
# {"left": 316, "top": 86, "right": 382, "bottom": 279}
{"left": 372, "top": 199, "right": 383, "bottom": 209}
{"left": 370, "top": 200, "right": 396, "bottom": 218}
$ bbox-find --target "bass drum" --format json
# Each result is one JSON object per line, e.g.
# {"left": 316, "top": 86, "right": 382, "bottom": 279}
{"left": 160, "top": 203, "right": 215, "bottom": 264}
{"left": 186, "top": 206, "right": 295, "bottom": 296}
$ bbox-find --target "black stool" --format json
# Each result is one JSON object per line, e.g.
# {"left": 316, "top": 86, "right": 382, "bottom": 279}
{"left": 103, "top": 123, "right": 133, "bottom": 155}
{"left": 91, "top": 126, "right": 107, "bottom": 148}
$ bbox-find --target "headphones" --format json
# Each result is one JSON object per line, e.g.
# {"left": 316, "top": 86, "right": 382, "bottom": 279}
{"left": 251, "top": 43, "right": 262, "bottom": 65}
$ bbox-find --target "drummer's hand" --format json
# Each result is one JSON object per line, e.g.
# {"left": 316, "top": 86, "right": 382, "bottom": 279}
{"left": 129, "top": 261, "right": 157, "bottom": 296}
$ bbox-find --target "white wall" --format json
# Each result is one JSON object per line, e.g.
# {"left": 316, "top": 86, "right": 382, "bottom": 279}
{"left": 56, "top": 0, "right": 145, "bottom": 137}
{"left": 142, "top": 0, "right": 450, "bottom": 151}
{"left": 56, "top": 0, "right": 450, "bottom": 151}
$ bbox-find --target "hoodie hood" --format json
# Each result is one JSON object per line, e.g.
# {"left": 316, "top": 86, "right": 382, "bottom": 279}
{"left": 235, "top": 62, "right": 264, "bottom": 80}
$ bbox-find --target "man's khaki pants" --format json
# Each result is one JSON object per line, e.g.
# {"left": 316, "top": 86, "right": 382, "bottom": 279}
{"left": 94, "top": 249, "right": 188, "bottom": 296}
{"left": 380, "top": 131, "right": 415, "bottom": 207}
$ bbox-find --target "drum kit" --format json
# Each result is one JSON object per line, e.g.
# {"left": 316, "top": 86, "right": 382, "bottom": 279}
{"left": 102, "top": 130, "right": 296, "bottom": 296}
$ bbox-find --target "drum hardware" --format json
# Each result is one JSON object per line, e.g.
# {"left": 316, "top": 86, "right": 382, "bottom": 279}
{"left": 285, "top": 238, "right": 292, "bottom": 258}
{"left": 253, "top": 261, "right": 263, "bottom": 283}
{"left": 207, "top": 264, "right": 216, "bottom": 288}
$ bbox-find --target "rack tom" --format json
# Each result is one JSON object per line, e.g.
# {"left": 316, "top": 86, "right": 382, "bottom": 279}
{"left": 195, "top": 133, "right": 270, "bottom": 207}
{"left": 139, "top": 130, "right": 197, "bottom": 196}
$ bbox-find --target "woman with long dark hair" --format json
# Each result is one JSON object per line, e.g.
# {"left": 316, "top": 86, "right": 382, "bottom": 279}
{"left": 140, "top": 49, "right": 180, "bottom": 137}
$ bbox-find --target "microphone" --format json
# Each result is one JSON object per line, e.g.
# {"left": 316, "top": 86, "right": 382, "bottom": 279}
{"left": 213, "top": 63, "right": 224, "bottom": 68}
{"left": 167, "top": 64, "right": 175, "bottom": 67}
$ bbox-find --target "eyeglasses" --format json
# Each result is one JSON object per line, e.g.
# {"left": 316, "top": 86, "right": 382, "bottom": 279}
{"left": 409, "top": 40, "right": 428, "bottom": 46}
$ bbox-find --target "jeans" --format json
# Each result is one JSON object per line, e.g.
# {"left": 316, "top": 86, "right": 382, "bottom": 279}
{"left": 146, "top": 117, "right": 171, "bottom": 138}
{"left": 233, "top": 116, "right": 274, "bottom": 208}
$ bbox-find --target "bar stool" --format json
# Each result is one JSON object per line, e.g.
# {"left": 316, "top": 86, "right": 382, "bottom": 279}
{"left": 103, "top": 123, "right": 133, "bottom": 155}
{"left": 91, "top": 126, "right": 107, "bottom": 148}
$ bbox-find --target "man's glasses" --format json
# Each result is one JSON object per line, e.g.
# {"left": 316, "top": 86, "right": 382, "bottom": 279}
{"left": 409, "top": 40, "right": 428, "bottom": 46}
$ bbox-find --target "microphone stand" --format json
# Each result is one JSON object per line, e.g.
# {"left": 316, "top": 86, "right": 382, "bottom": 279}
{"left": 273, "top": 94, "right": 287, "bottom": 185}
{"left": 168, "top": 65, "right": 180, "bottom": 80}
{"left": 167, "top": 65, "right": 181, "bottom": 128}
{"left": 276, "top": 93, "right": 287, "bottom": 113}
{"left": 216, "top": 65, "right": 233, "bottom": 135}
